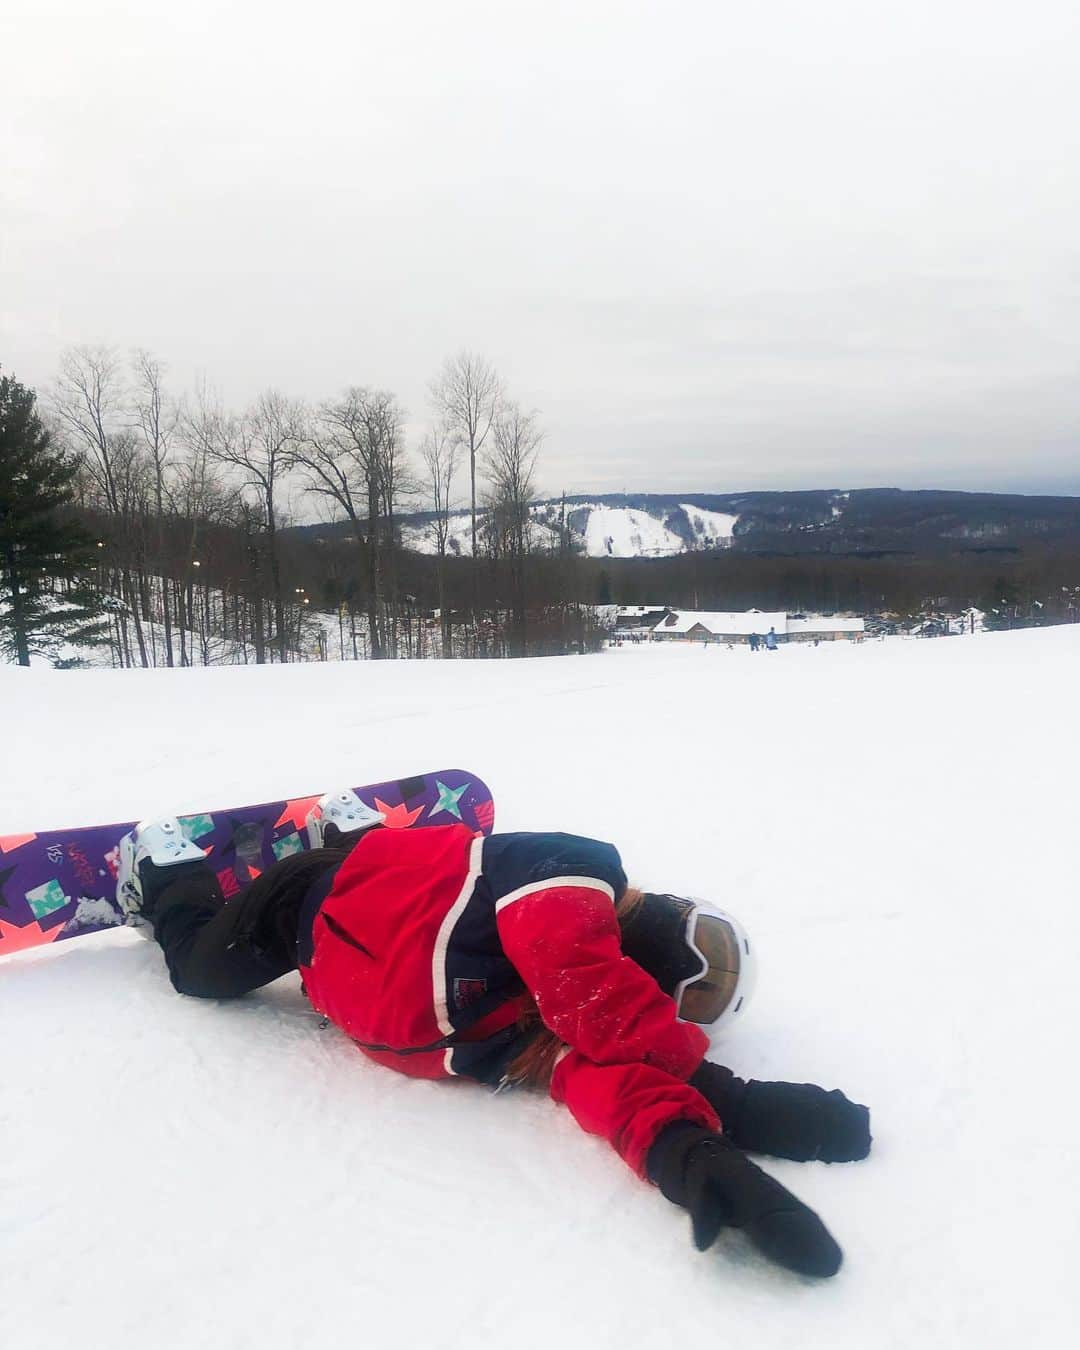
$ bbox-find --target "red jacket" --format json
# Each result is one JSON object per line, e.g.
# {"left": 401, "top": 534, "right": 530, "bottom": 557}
{"left": 299, "top": 824, "right": 719, "bottom": 1175}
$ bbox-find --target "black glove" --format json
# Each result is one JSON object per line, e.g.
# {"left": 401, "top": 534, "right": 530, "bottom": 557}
{"left": 690, "top": 1061, "right": 871, "bottom": 1163}
{"left": 647, "top": 1122, "right": 843, "bottom": 1278}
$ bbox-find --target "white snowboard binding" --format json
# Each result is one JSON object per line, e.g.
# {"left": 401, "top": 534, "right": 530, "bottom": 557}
{"left": 306, "top": 790, "right": 385, "bottom": 848}
{"left": 116, "top": 816, "right": 208, "bottom": 921}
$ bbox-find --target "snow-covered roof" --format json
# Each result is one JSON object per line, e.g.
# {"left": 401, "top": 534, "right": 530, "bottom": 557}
{"left": 653, "top": 610, "right": 788, "bottom": 635}
{"left": 787, "top": 615, "right": 865, "bottom": 634}
{"left": 650, "top": 610, "right": 866, "bottom": 636}
{"left": 615, "top": 605, "right": 670, "bottom": 617}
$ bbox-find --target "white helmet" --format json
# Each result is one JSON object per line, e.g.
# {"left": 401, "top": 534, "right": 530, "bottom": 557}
{"left": 620, "top": 893, "right": 756, "bottom": 1032}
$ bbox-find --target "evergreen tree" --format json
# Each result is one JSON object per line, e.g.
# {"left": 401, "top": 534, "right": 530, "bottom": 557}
{"left": 0, "top": 371, "right": 108, "bottom": 666}
{"left": 979, "top": 575, "right": 1021, "bottom": 632}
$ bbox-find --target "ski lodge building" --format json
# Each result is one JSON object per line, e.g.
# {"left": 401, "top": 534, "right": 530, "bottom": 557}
{"left": 646, "top": 610, "right": 865, "bottom": 643}
{"left": 613, "top": 605, "right": 672, "bottom": 630}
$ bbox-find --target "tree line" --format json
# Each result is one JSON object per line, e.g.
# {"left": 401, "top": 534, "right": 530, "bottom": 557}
{"left": 2, "top": 346, "right": 600, "bottom": 667}
{"left": 588, "top": 546, "right": 1080, "bottom": 628}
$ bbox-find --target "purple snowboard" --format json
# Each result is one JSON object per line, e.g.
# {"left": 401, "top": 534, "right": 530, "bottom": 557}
{"left": 0, "top": 770, "right": 495, "bottom": 960}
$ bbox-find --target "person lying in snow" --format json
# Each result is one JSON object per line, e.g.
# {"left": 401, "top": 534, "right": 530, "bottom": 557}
{"left": 117, "top": 792, "right": 870, "bottom": 1279}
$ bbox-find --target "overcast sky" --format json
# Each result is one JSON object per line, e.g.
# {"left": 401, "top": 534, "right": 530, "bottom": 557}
{"left": 4, "top": 0, "right": 1080, "bottom": 498}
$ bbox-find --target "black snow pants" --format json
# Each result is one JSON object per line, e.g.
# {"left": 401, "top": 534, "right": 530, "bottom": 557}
{"left": 147, "top": 851, "right": 343, "bottom": 999}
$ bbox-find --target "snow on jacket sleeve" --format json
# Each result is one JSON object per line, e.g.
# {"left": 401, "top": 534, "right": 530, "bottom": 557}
{"left": 550, "top": 1050, "right": 720, "bottom": 1176}
{"left": 495, "top": 880, "right": 709, "bottom": 1080}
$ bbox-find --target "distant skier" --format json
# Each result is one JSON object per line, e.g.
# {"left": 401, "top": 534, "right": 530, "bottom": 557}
{"left": 117, "top": 796, "right": 870, "bottom": 1279}
{"left": 748, "top": 633, "right": 760, "bottom": 652}
{"left": 765, "top": 627, "right": 779, "bottom": 651}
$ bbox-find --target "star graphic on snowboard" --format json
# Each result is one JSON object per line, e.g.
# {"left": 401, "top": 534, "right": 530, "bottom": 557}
{"left": 373, "top": 797, "right": 424, "bottom": 830}
{"left": 274, "top": 795, "right": 322, "bottom": 833}
{"left": 430, "top": 780, "right": 468, "bottom": 821}
{"left": 0, "top": 915, "right": 63, "bottom": 956}
{"left": 0, "top": 832, "right": 36, "bottom": 854}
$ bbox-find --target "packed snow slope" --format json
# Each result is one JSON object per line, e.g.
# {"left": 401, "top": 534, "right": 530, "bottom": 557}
{"left": 397, "top": 500, "right": 738, "bottom": 557}
{"left": 3, "top": 630, "right": 1077, "bottom": 1349}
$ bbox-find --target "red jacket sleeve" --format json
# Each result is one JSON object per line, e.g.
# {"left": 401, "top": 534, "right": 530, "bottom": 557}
{"left": 495, "top": 880, "right": 708, "bottom": 1080}
{"left": 550, "top": 1050, "right": 719, "bottom": 1176}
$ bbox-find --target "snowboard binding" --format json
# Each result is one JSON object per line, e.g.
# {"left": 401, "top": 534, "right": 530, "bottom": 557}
{"left": 305, "top": 790, "right": 385, "bottom": 849}
{"left": 116, "top": 817, "right": 208, "bottom": 922}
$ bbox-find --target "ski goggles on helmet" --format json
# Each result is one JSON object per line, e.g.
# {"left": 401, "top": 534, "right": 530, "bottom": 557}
{"left": 621, "top": 893, "right": 755, "bottom": 1028}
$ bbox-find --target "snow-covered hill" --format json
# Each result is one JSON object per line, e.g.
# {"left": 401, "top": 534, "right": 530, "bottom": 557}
{"left": 398, "top": 500, "right": 738, "bottom": 557}
{"left": 576, "top": 502, "right": 738, "bottom": 557}
{"left": 3, "top": 630, "right": 1076, "bottom": 1348}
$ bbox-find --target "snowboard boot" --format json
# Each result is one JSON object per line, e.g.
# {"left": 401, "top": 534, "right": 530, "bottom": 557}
{"left": 305, "top": 790, "right": 385, "bottom": 848}
{"left": 117, "top": 817, "right": 209, "bottom": 924}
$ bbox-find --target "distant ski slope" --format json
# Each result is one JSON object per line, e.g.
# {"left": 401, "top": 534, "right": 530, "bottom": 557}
{"left": 398, "top": 500, "right": 739, "bottom": 557}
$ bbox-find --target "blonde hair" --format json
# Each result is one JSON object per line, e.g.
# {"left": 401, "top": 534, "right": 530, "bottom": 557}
{"left": 503, "top": 886, "right": 645, "bottom": 1089}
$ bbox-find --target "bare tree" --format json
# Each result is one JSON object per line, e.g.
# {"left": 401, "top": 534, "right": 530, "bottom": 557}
{"left": 109, "top": 429, "right": 156, "bottom": 666}
{"left": 429, "top": 351, "right": 501, "bottom": 563}
{"left": 130, "top": 349, "right": 180, "bottom": 665}
{"left": 176, "top": 385, "right": 247, "bottom": 662}
{"left": 293, "top": 387, "right": 404, "bottom": 659}
{"left": 199, "top": 389, "right": 304, "bottom": 663}
{"left": 53, "top": 346, "right": 126, "bottom": 517}
{"left": 52, "top": 347, "right": 159, "bottom": 666}
{"left": 420, "top": 421, "right": 460, "bottom": 657}
{"left": 486, "top": 401, "right": 542, "bottom": 656}
{"left": 375, "top": 399, "right": 414, "bottom": 658}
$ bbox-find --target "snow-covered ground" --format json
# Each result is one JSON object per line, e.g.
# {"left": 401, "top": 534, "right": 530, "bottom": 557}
{"left": 2, "top": 630, "right": 1077, "bottom": 1348}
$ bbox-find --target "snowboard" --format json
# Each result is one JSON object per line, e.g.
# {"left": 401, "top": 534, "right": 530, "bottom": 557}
{"left": 0, "top": 770, "right": 495, "bottom": 960}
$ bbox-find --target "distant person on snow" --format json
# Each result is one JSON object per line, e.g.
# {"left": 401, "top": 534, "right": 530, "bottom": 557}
{"left": 765, "top": 627, "right": 779, "bottom": 651}
{"left": 748, "top": 634, "right": 760, "bottom": 652}
{"left": 117, "top": 794, "right": 871, "bottom": 1279}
